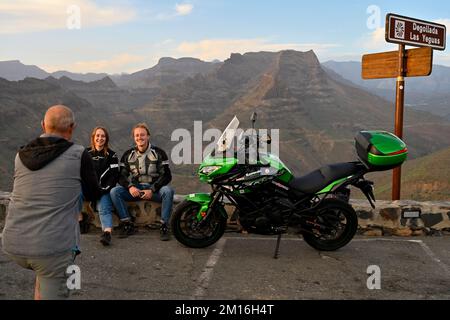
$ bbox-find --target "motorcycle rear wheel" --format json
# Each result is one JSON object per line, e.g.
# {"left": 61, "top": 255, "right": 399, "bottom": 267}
{"left": 171, "top": 200, "right": 227, "bottom": 248}
{"left": 301, "top": 198, "right": 358, "bottom": 251}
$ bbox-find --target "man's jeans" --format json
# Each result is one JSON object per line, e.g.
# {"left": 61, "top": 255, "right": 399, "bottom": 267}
{"left": 110, "top": 184, "right": 175, "bottom": 224}
{"left": 97, "top": 193, "right": 129, "bottom": 229}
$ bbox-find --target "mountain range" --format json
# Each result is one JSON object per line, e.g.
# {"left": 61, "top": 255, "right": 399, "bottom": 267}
{"left": 111, "top": 57, "right": 221, "bottom": 89}
{"left": 365, "top": 146, "right": 450, "bottom": 201}
{"left": 1, "top": 51, "right": 449, "bottom": 199}
{"left": 322, "top": 61, "right": 450, "bottom": 119}
{"left": 3, "top": 57, "right": 450, "bottom": 120}
{"left": 0, "top": 60, "right": 108, "bottom": 82}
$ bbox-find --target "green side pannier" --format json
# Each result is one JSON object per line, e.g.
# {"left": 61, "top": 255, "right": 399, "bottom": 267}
{"left": 355, "top": 131, "right": 408, "bottom": 171}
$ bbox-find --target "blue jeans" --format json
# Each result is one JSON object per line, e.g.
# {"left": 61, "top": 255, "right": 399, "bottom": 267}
{"left": 96, "top": 193, "right": 129, "bottom": 229}
{"left": 110, "top": 184, "right": 175, "bottom": 224}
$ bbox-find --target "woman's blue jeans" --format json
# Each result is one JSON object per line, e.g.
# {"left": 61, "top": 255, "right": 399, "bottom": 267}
{"left": 97, "top": 193, "right": 128, "bottom": 229}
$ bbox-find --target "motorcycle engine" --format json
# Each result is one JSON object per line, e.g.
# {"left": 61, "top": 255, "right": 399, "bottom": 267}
{"left": 239, "top": 204, "right": 287, "bottom": 235}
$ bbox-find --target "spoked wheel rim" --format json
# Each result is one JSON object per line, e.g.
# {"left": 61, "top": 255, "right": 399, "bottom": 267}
{"left": 301, "top": 199, "right": 358, "bottom": 251}
{"left": 178, "top": 205, "right": 220, "bottom": 239}
{"left": 309, "top": 207, "right": 349, "bottom": 241}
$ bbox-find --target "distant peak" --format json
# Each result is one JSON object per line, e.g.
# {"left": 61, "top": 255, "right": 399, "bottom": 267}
{"left": 278, "top": 49, "right": 320, "bottom": 66}
{"left": 158, "top": 57, "right": 206, "bottom": 65}
{"left": 158, "top": 57, "right": 177, "bottom": 64}
{"left": 0, "top": 60, "right": 21, "bottom": 64}
{"left": 91, "top": 76, "right": 117, "bottom": 88}
{"left": 279, "top": 49, "right": 314, "bottom": 54}
{"left": 44, "top": 76, "right": 58, "bottom": 81}
{"left": 279, "top": 49, "right": 316, "bottom": 56}
{"left": 227, "top": 53, "right": 244, "bottom": 63}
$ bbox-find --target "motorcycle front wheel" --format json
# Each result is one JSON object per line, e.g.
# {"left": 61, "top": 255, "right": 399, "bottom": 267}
{"left": 171, "top": 200, "right": 228, "bottom": 248}
{"left": 301, "top": 198, "right": 358, "bottom": 251}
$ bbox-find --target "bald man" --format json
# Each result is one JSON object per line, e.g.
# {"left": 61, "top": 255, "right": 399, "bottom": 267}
{"left": 2, "top": 105, "right": 100, "bottom": 300}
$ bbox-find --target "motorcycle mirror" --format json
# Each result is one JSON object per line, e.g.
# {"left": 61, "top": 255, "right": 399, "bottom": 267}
{"left": 259, "top": 133, "right": 272, "bottom": 145}
{"left": 250, "top": 112, "right": 257, "bottom": 130}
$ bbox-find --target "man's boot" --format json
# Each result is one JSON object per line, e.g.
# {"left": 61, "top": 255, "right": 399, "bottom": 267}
{"left": 119, "top": 221, "right": 137, "bottom": 238}
{"left": 160, "top": 223, "right": 170, "bottom": 241}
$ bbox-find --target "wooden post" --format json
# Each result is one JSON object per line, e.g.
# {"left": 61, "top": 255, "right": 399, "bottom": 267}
{"left": 392, "top": 44, "right": 406, "bottom": 200}
{"left": 364, "top": 13, "right": 444, "bottom": 200}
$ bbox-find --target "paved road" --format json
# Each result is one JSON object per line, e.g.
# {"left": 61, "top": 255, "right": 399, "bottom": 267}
{"left": 1, "top": 230, "right": 449, "bottom": 300}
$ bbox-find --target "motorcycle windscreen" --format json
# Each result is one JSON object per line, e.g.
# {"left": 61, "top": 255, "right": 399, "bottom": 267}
{"left": 212, "top": 116, "right": 240, "bottom": 154}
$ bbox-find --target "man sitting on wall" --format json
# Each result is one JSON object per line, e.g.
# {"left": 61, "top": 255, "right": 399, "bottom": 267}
{"left": 110, "top": 123, "right": 174, "bottom": 241}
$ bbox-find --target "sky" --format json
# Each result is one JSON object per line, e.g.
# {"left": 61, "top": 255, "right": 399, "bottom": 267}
{"left": 1, "top": 0, "right": 449, "bottom": 74}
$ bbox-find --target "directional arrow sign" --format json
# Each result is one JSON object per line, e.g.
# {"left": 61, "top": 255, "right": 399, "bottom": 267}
{"left": 386, "top": 13, "right": 446, "bottom": 50}
{"left": 362, "top": 47, "right": 433, "bottom": 79}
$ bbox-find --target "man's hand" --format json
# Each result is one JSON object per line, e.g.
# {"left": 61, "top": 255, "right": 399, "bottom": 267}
{"left": 129, "top": 186, "right": 141, "bottom": 198}
{"left": 140, "top": 189, "right": 153, "bottom": 200}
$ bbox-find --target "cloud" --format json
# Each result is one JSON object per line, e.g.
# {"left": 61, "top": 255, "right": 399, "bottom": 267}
{"left": 361, "top": 27, "right": 389, "bottom": 51}
{"left": 434, "top": 52, "right": 450, "bottom": 67}
{"left": 434, "top": 19, "right": 450, "bottom": 35}
{"left": 175, "top": 3, "right": 193, "bottom": 16}
{"left": 156, "top": 2, "right": 194, "bottom": 20}
{"left": 43, "top": 54, "right": 146, "bottom": 74}
{"left": 153, "top": 39, "right": 175, "bottom": 49}
{"left": 359, "top": 18, "right": 449, "bottom": 55}
{"left": 0, "top": 0, "right": 136, "bottom": 34}
{"left": 355, "top": 20, "right": 450, "bottom": 66}
{"left": 176, "top": 39, "right": 339, "bottom": 61}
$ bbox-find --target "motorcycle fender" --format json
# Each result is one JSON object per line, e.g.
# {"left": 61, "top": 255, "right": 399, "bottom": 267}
{"left": 186, "top": 193, "right": 212, "bottom": 205}
{"left": 185, "top": 193, "right": 227, "bottom": 222}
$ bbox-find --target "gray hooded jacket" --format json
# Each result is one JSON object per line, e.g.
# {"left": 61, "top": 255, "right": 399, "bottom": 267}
{"left": 2, "top": 135, "right": 99, "bottom": 257}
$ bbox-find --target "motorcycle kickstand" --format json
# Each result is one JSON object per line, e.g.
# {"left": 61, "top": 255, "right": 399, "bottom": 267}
{"left": 273, "top": 233, "right": 282, "bottom": 259}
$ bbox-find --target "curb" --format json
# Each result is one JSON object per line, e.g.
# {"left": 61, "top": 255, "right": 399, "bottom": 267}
{"left": 1, "top": 192, "right": 449, "bottom": 236}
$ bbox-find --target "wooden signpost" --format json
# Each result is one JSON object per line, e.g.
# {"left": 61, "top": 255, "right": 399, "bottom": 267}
{"left": 362, "top": 14, "right": 446, "bottom": 200}
{"left": 362, "top": 47, "right": 433, "bottom": 79}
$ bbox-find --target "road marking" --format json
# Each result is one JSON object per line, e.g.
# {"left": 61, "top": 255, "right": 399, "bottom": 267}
{"left": 225, "top": 236, "right": 428, "bottom": 243}
{"left": 354, "top": 238, "right": 426, "bottom": 243}
{"left": 417, "top": 240, "right": 450, "bottom": 276}
{"left": 226, "top": 236, "right": 303, "bottom": 241}
{"left": 193, "top": 238, "right": 226, "bottom": 300}
{"left": 356, "top": 238, "right": 450, "bottom": 275}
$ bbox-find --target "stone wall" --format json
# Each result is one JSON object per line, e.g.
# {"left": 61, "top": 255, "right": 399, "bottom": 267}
{"left": 81, "top": 200, "right": 163, "bottom": 229}
{"left": 351, "top": 199, "right": 450, "bottom": 236}
{"left": 0, "top": 193, "right": 8, "bottom": 229}
{"left": 1, "top": 192, "right": 449, "bottom": 236}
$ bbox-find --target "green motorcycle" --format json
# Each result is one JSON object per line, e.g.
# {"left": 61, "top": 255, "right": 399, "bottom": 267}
{"left": 171, "top": 113, "right": 408, "bottom": 257}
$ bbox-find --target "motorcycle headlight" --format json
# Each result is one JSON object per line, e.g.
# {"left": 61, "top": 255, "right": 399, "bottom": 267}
{"left": 200, "top": 165, "right": 221, "bottom": 175}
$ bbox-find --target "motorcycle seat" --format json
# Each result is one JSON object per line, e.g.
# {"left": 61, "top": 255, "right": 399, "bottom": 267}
{"left": 288, "top": 162, "right": 363, "bottom": 194}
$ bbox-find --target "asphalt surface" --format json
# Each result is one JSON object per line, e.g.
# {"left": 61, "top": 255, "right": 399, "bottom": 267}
{"left": 1, "top": 230, "right": 449, "bottom": 300}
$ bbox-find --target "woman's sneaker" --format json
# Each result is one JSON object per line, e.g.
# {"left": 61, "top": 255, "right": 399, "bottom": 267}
{"left": 100, "top": 231, "right": 112, "bottom": 246}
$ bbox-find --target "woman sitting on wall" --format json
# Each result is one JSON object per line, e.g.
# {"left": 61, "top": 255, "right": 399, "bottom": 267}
{"left": 87, "top": 126, "right": 121, "bottom": 246}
